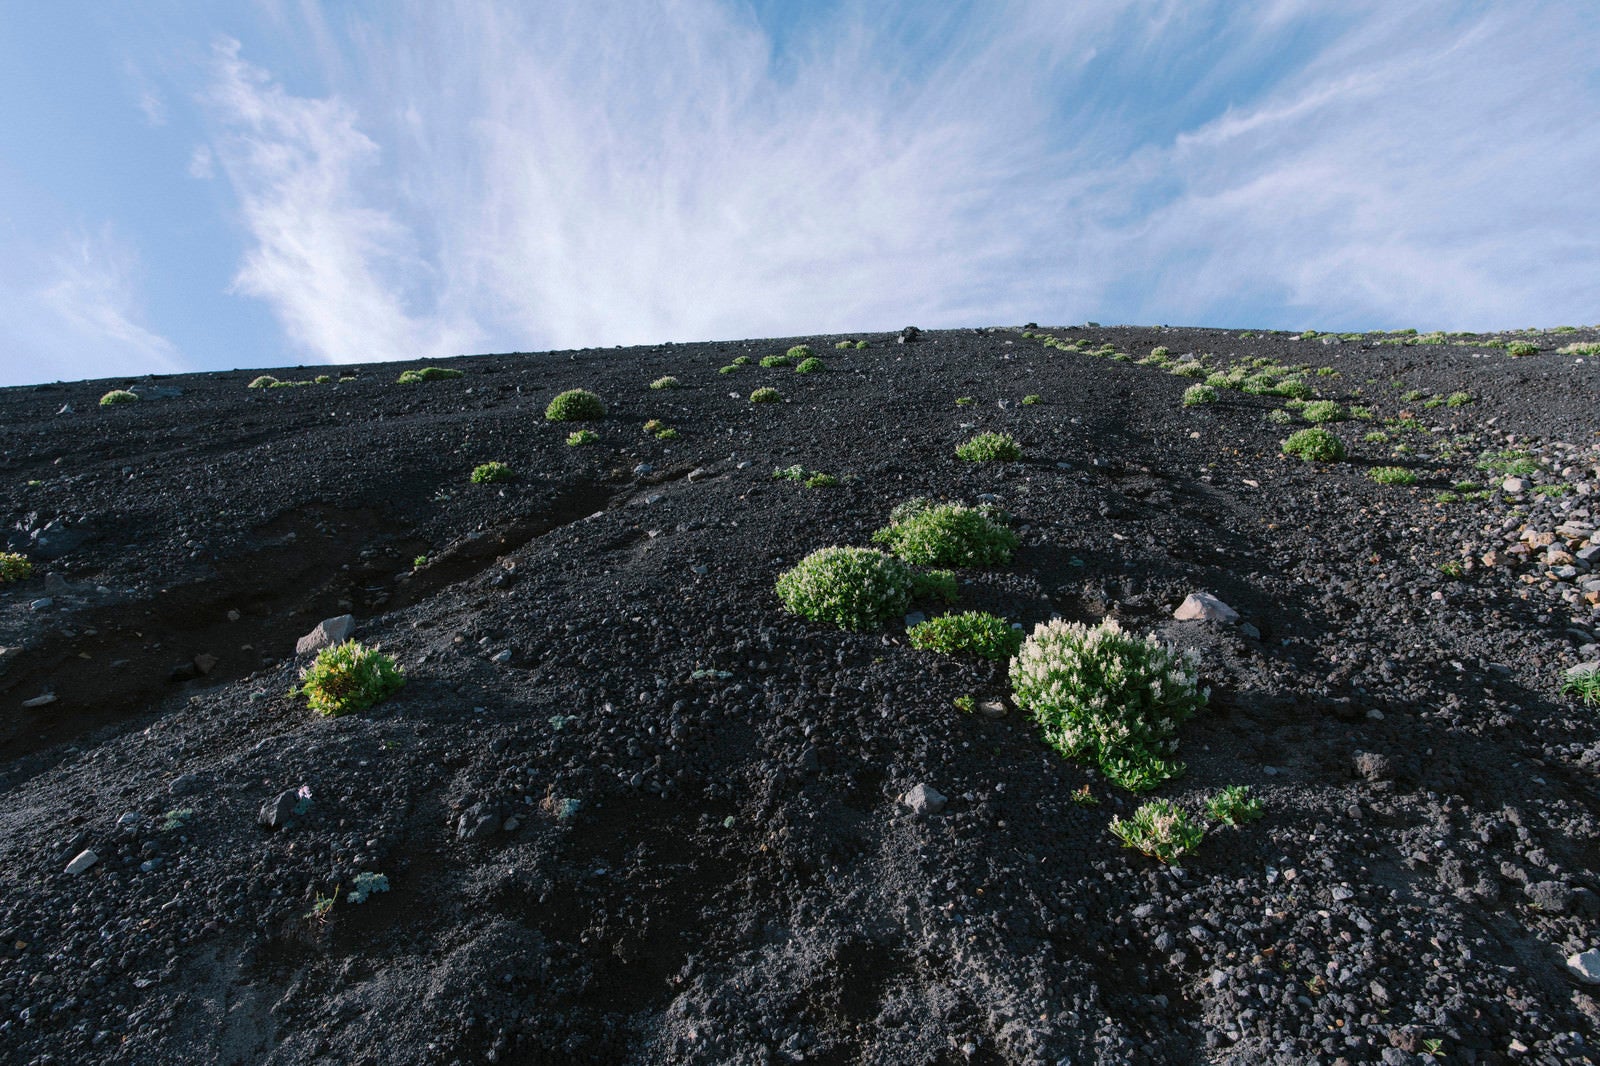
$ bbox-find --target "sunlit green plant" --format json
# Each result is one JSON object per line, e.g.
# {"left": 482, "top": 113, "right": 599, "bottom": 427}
{"left": 566, "top": 429, "right": 599, "bottom": 446}
{"left": 775, "top": 547, "right": 913, "bottom": 631}
{"left": 1282, "top": 427, "right": 1345, "bottom": 461}
{"left": 1110, "top": 800, "right": 1205, "bottom": 863}
{"left": 750, "top": 387, "right": 781, "bottom": 403}
{"left": 0, "top": 552, "right": 33, "bottom": 584}
{"left": 1369, "top": 466, "right": 1416, "bottom": 486}
{"left": 872, "top": 501, "right": 1018, "bottom": 566}
{"left": 99, "top": 390, "right": 139, "bottom": 406}
{"left": 908, "top": 611, "right": 1023, "bottom": 660}
{"left": 956, "top": 431, "right": 1021, "bottom": 462}
{"left": 471, "top": 461, "right": 514, "bottom": 483}
{"left": 292, "top": 640, "right": 405, "bottom": 716}
{"left": 545, "top": 388, "right": 605, "bottom": 421}
{"left": 1204, "top": 785, "right": 1264, "bottom": 825}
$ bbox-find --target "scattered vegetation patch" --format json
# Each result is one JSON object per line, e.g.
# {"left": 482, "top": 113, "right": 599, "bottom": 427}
{"left": 1556, "top": 341, "right": 1600, "bottom": 356}
{"left": 1506, "top": 341, "right": 1539, "bottom": 357}
{"left": 1011, "top": 618, "right": 1205, "bottom": 792}
{"left": 1205, "top": 786, "right": 1264, "bottom": 826}
{"left": 545, "top": 388, "right": 605, "bottom": 421}
{"left": 908, "top": 612, "right": 1023, "bottom": 661}
{"left": 1182, "top": 384, "right": 1217, "bottom": 407}
{"left": 649, "top": 376, "right": 680, "bottom": 390}
{"left": 1282, "top": 427, "right": 1345, "bottom": 462}
{"left": 1022, "top": 394, "right": 1041, "bottom": 405}
{"left": 1564, "top": 667, "right": 1600, "bottom": 707}
{"left": 248, "top": 375, "right": 279, "bottom": 389}
{"left": 872, "top": 501, "right": 1018, "bottom": 567}
{"left": 397, "top": 367, "right": 464, "bottom": 384}
{"left": 0, "top": 552, "right": 33, "bottom": 584}
{"left": 955, "top": 431, "right": 1021, "bottom": 462}
{"left": 854, "top": 340, "right": 868, "bottom": 350}
{"left": 1300, "top": 400, "right": 1346, "bottom": 423}
{"left": 99, "top": 390, "right": 138, "bottom": 406}
{"left": 794, "top": 357, "right": 824, "bottom": 374}
{"left": 774, "top": 547, "right": 913, "bottom": 632}
{"left": 292, "top": 640, "right": 406, "bottom": 717}
{"left": 760, "top": 355, "right": 792, "bottom": 369}
{"left": 1446, "top": 392, "right": 1474, "bottom": 407}
{"left": 1265, "top": 409, "right": 1294, "bottom": 425}
{"left": 471, "top": 462, "right": 514, "bottom": 484}
{"left": 750, "top": 387, "right": 781, "bottom": 404}
{"left": 787, "top": 345, "right": 813, "bottom": 360}
{"left": 955, "top": 396, "right": 974, "bottom": 407}
{"left": 1368, "top": 466, "right": 1417, "bottom": 486}
{"left": 1110, "top": 800, "right": 1205, "bottom": 864}
{"left": 911, "top": 568, "right": 958, "bottom": 604}
{"left": 566, "top": 429, "right": 599, "bottom": 447}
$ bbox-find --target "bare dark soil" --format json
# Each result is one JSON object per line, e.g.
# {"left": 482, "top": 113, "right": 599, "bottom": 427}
{"left": 2, "top": 325, "right": 1599, "bottom": 1065}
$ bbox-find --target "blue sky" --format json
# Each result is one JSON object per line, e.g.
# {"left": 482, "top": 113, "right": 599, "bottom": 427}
{"left": 2, "top": 1, "right": 1597, "bottom": 387}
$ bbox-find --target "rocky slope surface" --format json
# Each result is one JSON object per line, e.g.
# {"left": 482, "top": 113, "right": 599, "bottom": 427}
{"left": 1, "top": 324, "right": 1598, "bottom": 1065}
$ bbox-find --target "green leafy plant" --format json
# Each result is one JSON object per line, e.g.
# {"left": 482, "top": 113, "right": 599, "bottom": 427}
{"left": 956, "top": 431, "right": 1021, "bottom": 462}
{"left": 804, "top": 472, "right": 837, "bottom": 488}
{"left": 952, "top": 695, "right": 976, "bottom": 714}
{"left": 854, "top": 340, "right": 868, "bottom": 350}
{"left": 760, "top": 354, "right": 792, "bottom": 368}
{"left": 787, "top": 344, "right": 813, "bottom": 360}
{"left": 872, "top": 501, "right": 1018, "bottom": 566}
{"left": 471, "top": 461, "right": 514, "bottom": 483}
{"left": 794, "top": 357, "right": 824, "bottom": 374}
{"left": 649, "top": 376, "right": 680, "bottom": 390}
{"left": 397, "top": 366, "right": 464, "bottom": 383}
{"left": 1150, "top": 346, "right": 1169, "bottom": 359}
{"left": 0, "top": 552, "right": 33, "bottom": 584}
{"left": 718, "top": 364, "right": 740, "bottom": 374}
{"left": 347, "top": 871, "right": 390, "bottom": 903}
{"left": 955, "top": 396, "right": 974, "bottom": 406}
{"left": 1274, "top": 378, "right": 1313, "bottom": 400}
{"left": 908, "top": 612, "right": 1023, "bottom": 660}
{"left": 835, "top": 340, "right": 853, "bottom": 349}
{"left": 1021, "top": 394, "right": 1041, "bottom": 405}
{"left": 1282, "top": 427, "right": 1345, "bottom": 462}
{"left": 775, "top": 547, "right": 913, "bottom": 632}
{"left": 99, "top": 390, "right": 138, "bottom": 406}
{"left": 654, "top": 427, "right": 679, "bottom": 441}
{"left": 1265, "top": 409, "right": 1293, "bottom": 425}
{"left": 1011, "top": 618, "right": 1205, "bottom": 792}
{"left": 1557, "top": 341, "right": 1600, "bottom": 356}
{"left": 1170, "top": 362, "right": 1207, "bottom": 378}
{"left": 1363, "top": 430, "right": 1390, "bottom": 443}
{"left": 1533, "top": 483, "right": 1569, "bottom": 498}
{"left": 545, "top": 388, "right": 605, "bottom": 421}
{"left": 1300, "top": 400, "right": 1346, "bottom": 423}
{"left": 413, "top": 555, "right": 428, "bottom": 569}
{"left": 1445, "top": 392, "right": 1474, "bottom": 407}
{"left": 732, "top": 355, "right": 753, "bottom": 366}
{"left": 1070, "top": 784, "right": 1099, "bottom": 806}
{"left": 1438, "top": 559, "right": 1464, "bottom": 577}
{"left": 1204, "top": 785, "right": 1264, "bottom": 825}
{"left": 305, "top": 886, "right": 339, "bottom": 924}
{"left": 1182, "top": 384, "right": 1218, "bottom": 407}
{"left": 566, "top": 429, "right": 599, "bottom": 446}
{"left": 248, "top": 375, "right": 278, "bottom": 389}
{"left": 1564, "top": 667, "right": 1600, "bottom": 707}
{"left": 160, "top": 808, "right": 194, "bottom": 832}
{"left": 750, "top": 387, "right": 781, "bottom": 403}
{"left": 1506, "top": 341, "right": 1539, "bottom": 357}
{"left": 291, "top": 640, "right": 406, "bottom": 716}
{"left": 910, "top": 568, "right": 958, "bottom": 604}
{"left": 1110, "top": 800, "right": 1205, "bottom": 863}
{"left": 1368, "top": 466, "right": 1416, "bottom": 486}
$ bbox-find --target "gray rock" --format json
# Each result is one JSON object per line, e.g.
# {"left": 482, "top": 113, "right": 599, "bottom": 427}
{"left": 977, "top": 700, "right": 1007, "bottom": 719}
{"left": 1577, "top": 545, "right": 1600, "bottom": 564}
{"left": 258, "top": 789, "right": 301, "bottom": 830}
{"left": 901, "top": 783, "right": 947, "bottom": 816}
{"left": 30, "top": 520, "right": 90, "bottom": 559}
{"left": 1239, "top": 622, "right": 1262, "bottom": 640}
{"left": 904, "top": 611, "right": 927, "bottom": 628}
{"left": 1352, "top": 751, "right": 1393, "bottom": 783}
{"left": 1173, "top": 592, "right": 1239, "bottom": 624}
{"left": 21, "top": 693, "right": 57, "bottom": 708}
{"left": 490, "top": 649, "right": 513, "bottom": 664}
{"left": 633, "top": 463, "right": 654, "bottom": 477}
{"left": 64, "top": 849, "right": 98, "bottom": 875}
{"left": 1567, "top": 948, "right": 1600, "bottom": 984}
{"left": 295, "top": 614, "right": 355, "bottom": 656}
{"left": 1502, "top": 477, "right": 1530, "bottom": 494}
{"left": 1567, "top": 662, "right": 1600, "bottom": 683}
{"left": 29, "top": 598, "right": 53, "bottom": 611}
{"left": 168, "top": 774, "right": 203, "bottom": 796}
{"left": 1527, "top": 880, "right": 1574, "bottom": 912}
{"left": 457, "top": 802, "right": 501, "bottom": 841}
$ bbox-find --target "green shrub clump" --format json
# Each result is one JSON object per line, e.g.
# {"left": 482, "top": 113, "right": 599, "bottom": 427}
{"left": 545, "top": 388, "right": 605, "bottom": 421}
{"left": 787, "top": 345, "right": 813, "bottom": 360}
{"left": 649, "top": 376, "right": 680, "bottom": 390}
{"left": 1506, "top": 341, "right": 1539, "bottom": 357}
{"left": 908, "top": 612, "right": 1023, "bottom": 661}
{"left": 471, "top": 461, "right": 514, "bottom": 484}
{"left": 872, "top": 501, "right": 1018, "bottom": 566}
{"left": 0, "top": 552, "right": 33, "bottom": 584}
{"left": 1301, "top": 400, "right": 1346, "bottom": 423}
{"left": 854, "top": 340, "right": 868, "bottom": 350}
{"left": 775, "top": 547, "right": 913, "bottom": 632}
{"left": 1111, "top": 801, "right": 1205, "bottom": 863}
{"left": 1150, "top": 346, "right": 1170, "bottom": 359}
{"left": 397, "top": 366, "right": 464, "bottom": 383}
{"left": 794, "top": 357, "right": 824, "bottom": 374}
{"left": 248, "top": 375, "right": 279, "bottom": 388}
{"left": 1011, "top": 618, "right": 1205, "bottom": 792}
{"left": 1369, "top": 466, "right": 1416, "bottom": 486}
{"left": 1446, "top": 392, "right": 1474, "bottom": 407}
{"left": 760, "top": 354, "right": 792, "bottom": 368}
{"left": 99, "top": 390, "right": 139, "bottom": 406}
{"left": 1273, "top": 378, "right": 1313, "bottom": 400}
{"left": 955, "top": 431, "right": 1021, "bottom": 462}
{"left": 1204, "top": 785, "right": 1264, "bottom": 826}
{"left": 1281, "top": 427, "right": 1345, "bottom": 461}
{"left": 750, "top": 387, "right": 781, "bottom": 404}
{"left": 1021, "top": 394, "right": 1041, "bottom": 405}
{"left": 1182, "top": 384, "right": 1218, "bottom": 407}
{"left": 293, "top": 640, "right": 405, "bottom": 716}
{"left": 567, "top": 429, "right": 599, "bottom": 446}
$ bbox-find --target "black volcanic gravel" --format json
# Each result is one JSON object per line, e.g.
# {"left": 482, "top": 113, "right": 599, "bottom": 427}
{"left": 1, "top": 325, "right": 1599, "bottom": 1064}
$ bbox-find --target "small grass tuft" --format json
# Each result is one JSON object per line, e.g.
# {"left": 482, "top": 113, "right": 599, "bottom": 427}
{"left": 1563, "top": 667, "right": 1600, "bottom": 707}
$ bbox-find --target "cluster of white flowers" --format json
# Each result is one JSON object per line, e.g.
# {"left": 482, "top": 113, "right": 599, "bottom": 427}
{"left": 1010, "top": 618, "right": 1205, "bottom": 788}
{"left": 774, "top": 547, "right": 914, "bottom": 631}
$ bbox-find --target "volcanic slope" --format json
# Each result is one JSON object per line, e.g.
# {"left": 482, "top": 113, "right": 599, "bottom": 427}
{"left": 2, "top": 325, "right": 1599, "bottom": 1065}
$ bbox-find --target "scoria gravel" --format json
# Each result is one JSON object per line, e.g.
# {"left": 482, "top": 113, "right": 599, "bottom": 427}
{"left": 1, "top": 324, "right": 1598, "bottom": 1065}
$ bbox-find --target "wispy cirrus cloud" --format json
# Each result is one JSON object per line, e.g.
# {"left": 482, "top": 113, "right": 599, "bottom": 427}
{"left": 0, "top": 225, "right": 188, "bottom": 386}
{"left": 190, "top": 0, "right": 1600, "bottom": 371}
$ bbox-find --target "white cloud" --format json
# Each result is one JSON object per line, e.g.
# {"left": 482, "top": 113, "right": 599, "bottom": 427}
{"left": 189, "top": 0, "right": 1600, "bottom": 366}
{"left": 0, "top": 225, "right": 188, "bottom": 386}
{"left": 187, "top": 145, "right": 215, "bottom": 180}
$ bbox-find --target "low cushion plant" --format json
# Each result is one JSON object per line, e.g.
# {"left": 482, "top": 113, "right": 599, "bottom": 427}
{"left": 1301, "top": 400, "right": 1346, "bottom": 423}
{"left": 99, "top": 390, "right": 139, "bottom": 406}
{"left": 908, "top": 612, "right": 1023, "bottom": 661}
{"left": 794, "top": 357, "right": 824, "bottom": 374}
{"left": 1011, "top": 618, "right": 1206, "bottom": 792}
{"left": 397, "top": 366, "right": 464, "bottom": 383}
{"left": 292, "top": 640, "right": 405, "bottom": 716}
{"left": 775, "top": 547, "right": 913, "bottom": 632}
{"left": 545, "top": 388, "right": 605, "bottom": 421}
{"left": 471, "top": 461, "right": 514, "bottom": 484}
{"left": 872, "top": 501, "right": 1017, "bottom": 566}
{"left": 955, "top": 431, "right": 1021, "bottom": 462}
{"left": 750, "top": 387, "right": 781, "bottom": 404}
{"left": 1282, "top": 427, "right": 1345, "bottom": 461}
{"left": 1111, "top": 800, "right": 1205, "bottom": 863}
{"left": 1181, "top": 384, "right": 1217, "bottom": 407}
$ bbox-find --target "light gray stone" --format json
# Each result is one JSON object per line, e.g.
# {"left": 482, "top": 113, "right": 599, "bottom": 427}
{"left": 1503, "top": 477, "right": 1530, "bottom": 494}
{"left": 902, "top": 783, "right": 947, "bottom": 816}
{"left": 1174, "top": 591, "right": 1239, "bottom": 624}
{"left": 64, "top": 849, "right": 98, "bottom": 875}
{"left": 1567, "top": 948, "right": 1600, "bottom": 984}
{"left": 295, "top": 614, "right": 355, "bottom": 656}
{"left": 21, "top": 693, "right": 57, "bottom": 708}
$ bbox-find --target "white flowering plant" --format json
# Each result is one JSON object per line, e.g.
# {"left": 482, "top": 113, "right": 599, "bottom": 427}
{"left": 775, "top": 547, "right": 913, "bottom": 632}
{"left": 1010, "top": 618, "right": 1205, "bottom": 791}
{"left": 1110, "top": 800, "right": 1205, "bottom": 863}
